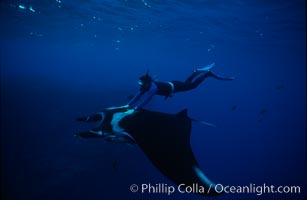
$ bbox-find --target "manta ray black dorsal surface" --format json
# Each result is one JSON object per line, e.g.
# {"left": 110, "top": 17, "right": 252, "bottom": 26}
{"left": 119, "top": 109, "right": 222, "bottom": 196}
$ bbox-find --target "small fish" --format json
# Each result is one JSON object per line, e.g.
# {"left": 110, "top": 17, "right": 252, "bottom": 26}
{"left": 112, "top": 160, "right": 118, "bottom": 171}
{"left": 231, "top": 105, "right": 237, "bottom": 111}
{"left": 275, "top": 84, "right": 284, "bottom": 90}
{"left": 259, "top": 108, "right": 268, "bottom": 115}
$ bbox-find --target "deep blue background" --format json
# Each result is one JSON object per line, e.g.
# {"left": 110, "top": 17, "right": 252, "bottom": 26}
{"left": 1, "top": 0, "right": 306, "bottom": 199}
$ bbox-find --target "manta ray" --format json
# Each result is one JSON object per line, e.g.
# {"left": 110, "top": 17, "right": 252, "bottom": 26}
{"left": 76, "top": 107, "right": 222, "bottom": 196}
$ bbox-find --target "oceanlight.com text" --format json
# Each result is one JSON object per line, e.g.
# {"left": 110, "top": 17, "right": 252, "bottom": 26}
{"left": 213, "top": 183, "right": 301, "bottom": 196}
{"left": 129, "top": 183, "right": 302, "bottom": 196}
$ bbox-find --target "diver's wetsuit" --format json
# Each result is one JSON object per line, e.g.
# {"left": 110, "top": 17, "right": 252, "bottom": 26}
{"left": 128, "top": 70, "right": 234, "bottom": 110}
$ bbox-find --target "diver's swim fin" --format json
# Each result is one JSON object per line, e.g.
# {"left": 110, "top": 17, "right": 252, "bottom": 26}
{"left": 209, "top": 71, "right": 235, "bottom": 81}
{"left": 195, "top": 62, "right": 216, "bottom": 72}
{"left": 195, "top": 63, "right": 234, "bottom": 81}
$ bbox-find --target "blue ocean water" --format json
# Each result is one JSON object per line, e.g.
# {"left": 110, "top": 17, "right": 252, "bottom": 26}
{"left": 1, "top": 0, "right": 306, "bottom": 199}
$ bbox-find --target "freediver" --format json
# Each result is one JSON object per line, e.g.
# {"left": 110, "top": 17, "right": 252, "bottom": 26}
{"left": 77, "top": 63, "right": 234, "bottom": 120}
{"left": 123, "top": 62, "right": 234, "bottom": 110}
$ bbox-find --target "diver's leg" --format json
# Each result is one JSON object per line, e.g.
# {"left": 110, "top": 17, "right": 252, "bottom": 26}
{"left": 173, "top": 63, "right": 234, "bottom": 93}
{"left": 207, "top": 71, "right": 235, "bottom": 81}
{"left": 176, "top": 69, "right": 213, "bottom": 91}
{"left": 187, "top": 74, "right": 209, "bottom": 89}
{"left": 76, "top": 114, "right": 102, "bottom": 122}
{"left": 185, "top": 71, "right": 201, "bottom": 84}
{"left": 189, "top": 71, "right": 234, "bottom": 88}
{"left": 190, "top": 62, "right": 234, "bottom": 84}
{"left": 170, "top": 81, "right": 190, "bottom": 93}
{"left": 185, "top": 63, "right": 216, "bottom": 84}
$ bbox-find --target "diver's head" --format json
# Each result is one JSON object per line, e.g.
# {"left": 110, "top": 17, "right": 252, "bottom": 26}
{"left": 139, "top": 71, "right": 152, "bottom": 91}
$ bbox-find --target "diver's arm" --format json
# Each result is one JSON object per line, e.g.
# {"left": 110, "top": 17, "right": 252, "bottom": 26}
{"left": 106, "top": 91, "right": 144, "bottom": 110}
{"left": 127, "top": 90, "right": 144, "bottom": 106}
{"left": 134, "top": 83, "right": 158, "bottom": 110}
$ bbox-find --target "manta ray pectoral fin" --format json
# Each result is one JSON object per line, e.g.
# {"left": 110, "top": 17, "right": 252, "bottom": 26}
{"left": 177, "top": 108, "right": 188, "bottom": 117}
{"left": 118, "top": 109, "right": 222, "bottom": 196}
